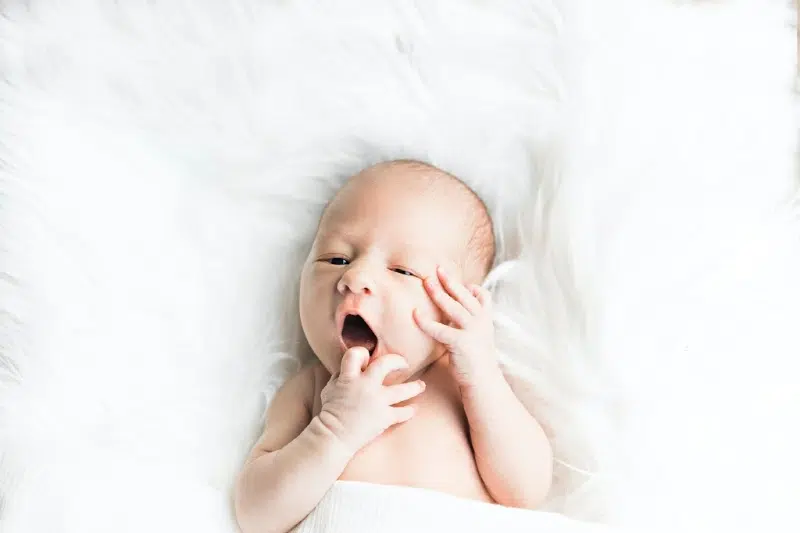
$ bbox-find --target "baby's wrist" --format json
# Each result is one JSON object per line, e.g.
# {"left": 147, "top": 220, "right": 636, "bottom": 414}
{"left": 457, "top": 360, "right": 505, "bottom": 402}
{"left": 307, "top": 416, "right": 358, "bottom": 461}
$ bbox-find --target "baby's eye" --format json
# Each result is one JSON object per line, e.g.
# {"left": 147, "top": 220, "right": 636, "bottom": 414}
{"left": 391, "top": 267, "right": 416, "bottom": 277}
{"left": 324, "top": 257, "right": 350, "bottom": 266}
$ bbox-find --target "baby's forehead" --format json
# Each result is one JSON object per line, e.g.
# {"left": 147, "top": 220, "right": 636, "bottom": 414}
{"left": 327, "top": 169, "right": 475, "bottom": 218}
{"left": 317, "top": 198, "right": 470, "bottom": 257}
{"left": 318, "top": 160, "right": 494, "bottom": 278}
{"left": 316, "top": 209, "right": 466, "bottom": 249}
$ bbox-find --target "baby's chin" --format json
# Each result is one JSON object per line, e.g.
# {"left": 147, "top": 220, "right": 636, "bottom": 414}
{"left": 379, "top": 368, "right": 409, "bottom": 386}
{"left": 315, "top": 338, "right": 440, "bottom": 382}
{"left": 379, "top": 353, "right": 442, "bottom": 385}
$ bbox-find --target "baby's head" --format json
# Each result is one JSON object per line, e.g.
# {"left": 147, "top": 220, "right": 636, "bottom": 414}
{"left": 299, "top": 160, "right": 494, "bottom": 381}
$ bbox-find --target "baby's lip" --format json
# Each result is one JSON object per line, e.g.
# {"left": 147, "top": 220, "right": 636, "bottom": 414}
{"left": 338, "top": 336, "right": 382, "bottom": 359}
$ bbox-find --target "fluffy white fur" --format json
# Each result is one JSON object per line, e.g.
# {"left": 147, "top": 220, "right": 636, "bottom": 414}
{"left": 0, "top": 0, "right": 797, "bottom": 532}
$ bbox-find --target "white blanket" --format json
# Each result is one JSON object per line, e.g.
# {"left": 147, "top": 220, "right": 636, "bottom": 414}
{"left": 295, "top": 481, "right": 622, "bottom": 533}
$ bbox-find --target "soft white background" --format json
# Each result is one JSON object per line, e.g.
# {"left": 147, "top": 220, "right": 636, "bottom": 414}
{"left": 0, "top": 0, "right": 797, "bottom": 532}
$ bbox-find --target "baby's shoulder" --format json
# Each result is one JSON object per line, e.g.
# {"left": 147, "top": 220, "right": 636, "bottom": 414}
{"left": 268, "top": 362, "right": 317, "bottom": 409}
{"left": 306, "top": 362, "right": 331, "bottom": 415}
{"left": 249, "top": 363, "right": 323, "bottom": 457}
{"left": 278, "top": 361, "right": 329, "bottom": 412}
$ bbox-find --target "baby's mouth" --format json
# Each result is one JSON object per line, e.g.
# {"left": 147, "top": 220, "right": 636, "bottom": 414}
{"left": 341, "top": 314, "right": 378, "bottom": 355}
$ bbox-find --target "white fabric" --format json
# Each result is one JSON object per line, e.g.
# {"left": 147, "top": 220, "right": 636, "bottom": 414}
{"left": 569, "top": 2, "right": 800, "bottom": 529}
{"left": 294, "top": 481, "right": 621, "bottom": 533}
{"left": 0, "top": 0, "right": 797, "bottom": 532}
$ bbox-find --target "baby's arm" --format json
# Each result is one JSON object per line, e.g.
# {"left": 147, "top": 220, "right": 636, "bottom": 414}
{"left": 234, "top": 366, "right": 351, "bottom": 533}
{"left": 235, "top": 348, "right": 424, "bottom": 533}
{"left": 461, "top": 367, "right": 553, "bottom": 509}
{"left": 414, "top": 266, "right": 553, "bottom": 509}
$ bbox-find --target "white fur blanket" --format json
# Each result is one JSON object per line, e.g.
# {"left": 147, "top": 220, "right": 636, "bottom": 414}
{"left": 1, "top": 1, "right": 798, "bottom": 532}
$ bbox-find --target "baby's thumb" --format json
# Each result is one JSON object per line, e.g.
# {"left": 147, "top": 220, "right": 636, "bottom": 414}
{"left": 340, "top": 347, "right": 370, "bottom": 379}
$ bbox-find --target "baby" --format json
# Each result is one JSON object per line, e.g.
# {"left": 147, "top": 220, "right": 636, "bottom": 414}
{"left": 234, "top": 160, "right": 553, "bottom": 533}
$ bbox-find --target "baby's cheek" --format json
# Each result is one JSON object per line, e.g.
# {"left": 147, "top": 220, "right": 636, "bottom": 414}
{"left": 415, "top": 291, "right": 444, "bottom": 321}
{"left": 411, "top": 299, "right": 443, "bottom": 345}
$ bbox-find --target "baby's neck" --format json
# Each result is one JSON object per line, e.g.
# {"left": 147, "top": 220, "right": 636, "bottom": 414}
{"left": 411, "top": 353, "right": 450, "bottom": 382}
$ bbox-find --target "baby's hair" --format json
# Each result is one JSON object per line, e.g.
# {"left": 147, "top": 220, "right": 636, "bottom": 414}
{"left": 366, "top": 159, "right": 496, "bottom": 282}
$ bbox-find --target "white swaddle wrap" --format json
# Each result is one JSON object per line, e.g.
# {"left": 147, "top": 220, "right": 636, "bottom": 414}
{"left": 294, "top": 481, "right": 628, "bottom": 533}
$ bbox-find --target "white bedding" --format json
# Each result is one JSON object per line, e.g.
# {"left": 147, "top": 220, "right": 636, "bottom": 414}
{"left": 295, "top": 481, "right": 619, "bottom": 533}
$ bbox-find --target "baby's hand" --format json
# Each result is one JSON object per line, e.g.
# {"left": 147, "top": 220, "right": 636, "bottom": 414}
{"left": 318, "top": 347, "right": 425, "bottom": 455}
{"left": 413, "top": 266, "right": 497, "bottom": 390}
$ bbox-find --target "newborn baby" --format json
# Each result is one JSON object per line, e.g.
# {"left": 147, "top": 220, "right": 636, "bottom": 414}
{"left": 235, "top": 160, "right": 553, "bottom": 533}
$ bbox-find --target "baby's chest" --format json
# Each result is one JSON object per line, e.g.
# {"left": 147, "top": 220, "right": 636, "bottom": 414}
{"left": 351, "top": 398, "right": 468, "bottom": 466}
{"left": 337, "top": 391, "right": 491, "bottom": 501}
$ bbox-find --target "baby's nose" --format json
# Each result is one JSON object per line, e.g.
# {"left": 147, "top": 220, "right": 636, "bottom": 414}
{"left": 337, "top": 268, "right": 375, "bottom": 295}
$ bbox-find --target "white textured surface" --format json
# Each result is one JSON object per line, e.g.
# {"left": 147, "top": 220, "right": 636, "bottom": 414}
{"left": 0, "top": 1, "right": 797, "bottom": 532}
{"left": 295, "top": 480, "right": 619, "bottom": 533}
{"left": 564, "top": 2, "right": 800, "bottom": 529}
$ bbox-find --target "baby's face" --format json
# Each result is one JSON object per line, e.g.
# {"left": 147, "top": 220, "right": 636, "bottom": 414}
{"left": 299, "top": 168, "right": 473, "bottom": 383}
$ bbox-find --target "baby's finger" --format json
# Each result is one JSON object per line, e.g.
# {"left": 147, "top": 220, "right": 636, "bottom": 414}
{"left": 384, "top": 380, "right": 426, "bottom": 405}
{"left": 365, "top": 354, "right": 408, "bottom": 382}
{"left": 423, "top": 275, "right": 471, "bottom": 327}
{"left": 340, "top": 347, "right": 370, "bottom": 379}
{"left": 413, "top": 308, "right": 460, "bottom": 346}
{"left": 437, "top": 266, "right": 481, "bottom": 314}
{"left": 390, "top": 405, "right": 416, "bottom": 425}
{"left": 471, "top": 284, "right": 491, "bottom": 310}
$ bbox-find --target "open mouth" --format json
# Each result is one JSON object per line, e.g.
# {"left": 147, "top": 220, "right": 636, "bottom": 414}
{"left": 341, "top": 314, "right": 378, "bottom": 355}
